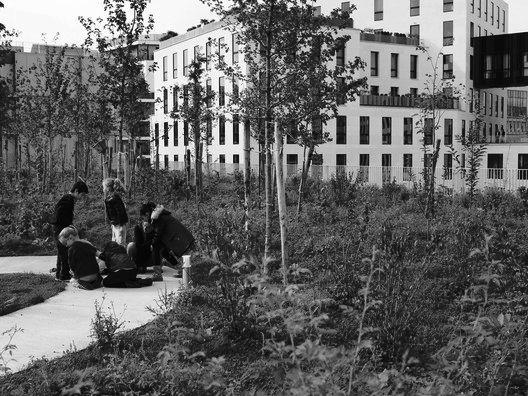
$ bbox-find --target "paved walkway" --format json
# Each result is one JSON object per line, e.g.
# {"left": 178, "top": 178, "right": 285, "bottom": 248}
{"left": 0, "top": 256, "right": 182, "bottom": 374}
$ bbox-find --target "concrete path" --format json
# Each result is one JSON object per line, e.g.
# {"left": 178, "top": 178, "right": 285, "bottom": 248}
{"left": 0, "top": 256, "right": 182, "bottom": 374}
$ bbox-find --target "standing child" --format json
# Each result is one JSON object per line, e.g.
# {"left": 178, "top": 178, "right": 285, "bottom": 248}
{"left": 103, "top": 178, "right": 128, "bottom": 246}
{"left": 59, "top": 227, "right": 102, "bottom": 290}
{"left": 51, "top": 180, "right": 88, "bottom": 281}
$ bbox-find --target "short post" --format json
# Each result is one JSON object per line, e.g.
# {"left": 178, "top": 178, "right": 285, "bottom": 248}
{"left": 182, "top": 255, "right": 192, "bottom": 288}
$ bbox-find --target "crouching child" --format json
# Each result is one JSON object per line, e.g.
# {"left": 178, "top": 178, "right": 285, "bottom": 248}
{"left": 98, "top": 241, "right": 153, "bottom": 288}
{"left": 59, "top": 227, "right": 102, "bottom": 290}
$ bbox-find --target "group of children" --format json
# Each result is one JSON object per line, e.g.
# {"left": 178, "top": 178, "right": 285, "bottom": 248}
{"left": 50, "top": 178, "right": 195, "bottom": 290}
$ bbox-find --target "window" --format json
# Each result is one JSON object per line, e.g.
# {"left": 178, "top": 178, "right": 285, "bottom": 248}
{"left": 206, "top": 78, "right": 212, "bottom": 107}
{"left": 485, "top": 0, "right": 488, "bottom": 21}
{"left": 382, "top": 117, "right": 392, "bottom": 145}
{"left": 193, "top": 45, "right": 200, "bottom": 61}
{"left": 219, "top": 77, "right": 225, "bottom": 106}
{"left": 183, "top": 121, "right": 189, "bottom": 146}
{"left": 336, "top": 116, "right": 347, "bottom": 144}
{"left": 164, "top": 155, "right": 169, "bottom": 170}
{"left": 410, "top": 0, "right": 419, "bottom": 16}
{"left": 390, "top": 87, "right": 399, "bottom": 96}
{"left": 205, "top": 41, "right": 212, "bottom": 70}
{"left": 218, "top": 37, "right": 225, "bottom": 64}
{"left": 404, "top": 117, "right": 413, "bottom": 145}
{"left": 479, "top": 25, "right": 482, "bottom": 36}
{"left": 470, "top": 88, "right": 474, "bottom": 113}
{"left": 371, "top": 85, "right": 379, "bottom": 95}
{"left": 501, "top": 97, "right": 504, "bottom": 118}
{"left": 410, "top": 88, "right": 418, "bottom": 97}
{"left": 491, "top": 2, "right": 494, "bottom": 25}
{"left": 518, "top": 154, "right": 528, "bottom": 180}
{"left": 488, "top": 153, "right": 503, "bottom": 179}
{"left": 219, "top": 154, "right": 225, "bottom": 163}
{"left": 523, "top": 52, "right": 528, "bottom": 77}
{"left": 374, "top": 0, "right": 383, "bottom": 20}
{"left": 443, "top": 21, "right": 454, "bottom": 46}
{"left": 163, "top": 88, "right": 168, "bottom": 114}
{"left": 443, "top": 54, "right": 453, "bottom": 79}
{"left": 462, "top": 120, "right": 466, "bottom": 140}
{"left": 232, "top": 77, "right": 239, "bottom": 100}
{"left": 470, "top": 22, "right": 474, "bottom": 45}
{"left": 391, "top": 53, "right": 399, "bottom": 78}
{"left": 336, "top": 77, "right": 346, "bottom": 105}
{"left": 233, "top": 114, "right": 240, "bottom": 145}
{"left": 163, "top": 122, "right": 169, "bottom": 147}
{"left": 424, "top": 118, "right": 433, "bottom": 145}
{"left": 471, "top": 0, "right": 474, "bottom": 13}
{"left": 495, "top": 96, "right": 499, "bottom": 117}
{"left": 183, "top": 49, "right": 188, "bottom": 76}
{"left": 174, "top": 155, "right": 179, "bottom": 163}
{"left": 154, "top": 123, "right": 159, "bottom": 147}
{"left": 484, "top": 54, "right": 493, "bottom": 79}
{"left": 502, "top": 10, "right": 505, "bottom": 32}
{"left": 370, "top": 51, "right": 379, "bottom": 76}
{"left": 478, "top": 0, "right": 482, "bottom": 17}
{"left": 336, "top": 154, "right": 347, "bottom": 168}
{"left": 410, "top": 24, "right": 420, "bottom": 38}
{"left": 410, "top": 55, "right": 418, "bottom": 79}
{"left": 312, "top": 116, "right": 323, "bottom": 143}
{"left": 382, "top": 154, "right": 392, "bottom": 183}
{"left": 336, "top": 39, "right": 345, "bottom": 67}
{"left": 183, "top": 85, "right": 189, "bottom": 107}
{"left": 233, "top": 154, "right": 240, "bottom": 164}
{"left": 488, "top": 92, "right": 492, "bottom": 114}
{"left": 444, "top": 154, "right": 453, "bottom": 179}
{"left": 360, "top": 116, "right": 369, "bottom": 145}
{"left": 359, "top": 154, "right": 369, "bottom": 182}
{"left": 206, "top": 117, "right": 212, "bottom": 141}
{"left": 403, "top": 154, "right": 413, "bottom": 181}
{"left": 470, "top": 55, "right": 474, "bottom": 80}
{"left": 444, "top": 119, "right": 453, "bottom": 145}
{"left": 172, "top": 53, "right": 177, "bottom": 78}
{"left": 219, "top": 116, "right": 225, "bottom": 145}
{"left": 443, "top": 0, "right": 453, "bottom": 12}
{"left": 286, "top": 154, "right": 298, "bottom": 165}
{"left": 173, "top": 122, "right": 178, "bottom": 146}
{"left": 172, "top": 87, "right": 178, "bottom": 112}
{"left": 163, "top": 56, "right": 167, "bottom": 81}
{"left": 232, "top": 33, "right": 239, "bottom": 64}
{"left": 496, "top": 5, "right": 500, "bottom": 28}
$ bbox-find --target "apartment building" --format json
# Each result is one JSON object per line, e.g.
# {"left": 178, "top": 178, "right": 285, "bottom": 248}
{"left": 151, "top": 1, "right": 528, "bottom": 189}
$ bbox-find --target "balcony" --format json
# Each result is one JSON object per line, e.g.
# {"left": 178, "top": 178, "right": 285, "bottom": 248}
{"left": 360, "top": 94, "right": 460, "bottom": 109}
{"left": 360, "top": 31, "right": 419, "bottom": 46}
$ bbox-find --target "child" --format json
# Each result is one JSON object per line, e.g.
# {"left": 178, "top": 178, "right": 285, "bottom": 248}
{"left": 127, "top": 219, "right": 154, "bottom": 274}
{"left": 139, "top": 202, "right": 195, "bottom": 282}
{"left": 103, "top": 178, "right": 128, "bottom": 246}
{"left": 58, "top": 227, "right": 102, "bottom": 290}
{"left": 99, "top": 241, "right": 153, "bottom": 288}
{"left": 51, "top": 180, "right": 89, "bottom": 281}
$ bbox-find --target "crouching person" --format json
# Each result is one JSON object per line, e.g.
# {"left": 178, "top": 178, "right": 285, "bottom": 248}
{"left": 126, "top": 219, "right": 154, "bottom": 274}
{"left": 139, "top": 202, "right": 195, "bottom": 282}
{"left": 58, "top": 227, "right": 102, "bottom": 290}
{"left": 99, "top": 241, "right": 153, "bottom": 288}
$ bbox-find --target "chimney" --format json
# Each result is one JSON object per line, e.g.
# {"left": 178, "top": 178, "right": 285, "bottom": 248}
{"left": 341, "top": 1, "right": 350, "bottom": 12}
{"left": 314, "top": 6, "right": 322, "bottom": 17}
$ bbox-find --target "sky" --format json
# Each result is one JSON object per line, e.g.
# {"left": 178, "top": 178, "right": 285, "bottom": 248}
{"left": 1, "top": 0, "right": 528, "bottom": 46}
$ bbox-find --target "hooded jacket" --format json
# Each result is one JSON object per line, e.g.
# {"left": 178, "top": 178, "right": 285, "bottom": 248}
{"left": 99, "top": 241, "right": 136, "bottom": 271}
{"left": 105, "top": 193, "right": 128, "bottom": 226}
{"left": 151, "top": 205, "right": 194, "bottom": 257}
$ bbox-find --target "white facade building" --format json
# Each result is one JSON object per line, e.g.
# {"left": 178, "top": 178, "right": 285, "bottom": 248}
{"left": 150, "top": 0, "right": 528, "bottom": 190}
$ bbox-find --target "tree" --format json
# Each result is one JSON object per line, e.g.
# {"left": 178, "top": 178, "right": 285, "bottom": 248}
{"left": 13, "top": 43, "right": 78, "bottom": 191}
{"left": 79, "top": 0, "right": 153, "bottom": 184}
{"left": 415, "top": 45, "right": 458, "bottom": 218}
{"left": 203, "top": 0, "right": 366, "bottom": 283}
{"left": 172, "top": 55, "right": 215, "bottom": 200}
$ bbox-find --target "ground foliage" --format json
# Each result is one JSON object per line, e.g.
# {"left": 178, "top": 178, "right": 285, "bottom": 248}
{"left": 1, "top": 169, "right": 528, "bottom": 395}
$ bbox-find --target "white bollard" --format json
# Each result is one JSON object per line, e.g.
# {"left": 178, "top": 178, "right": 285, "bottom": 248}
{"left": 182, "top": 255, "right": 191, "bottom": 288}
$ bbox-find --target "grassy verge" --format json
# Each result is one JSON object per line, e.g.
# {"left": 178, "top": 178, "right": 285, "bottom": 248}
{"left": 0, "top": 273, "right": 66, "bottom": 316}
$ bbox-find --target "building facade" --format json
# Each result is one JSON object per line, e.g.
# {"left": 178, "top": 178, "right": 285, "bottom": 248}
{"left": 150, "top": 0, "right": 528, "bottom": 190}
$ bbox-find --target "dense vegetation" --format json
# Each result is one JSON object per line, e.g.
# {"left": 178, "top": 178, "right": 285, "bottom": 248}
{"left": 1, "top": 169, "right": 528, "bottom": 395}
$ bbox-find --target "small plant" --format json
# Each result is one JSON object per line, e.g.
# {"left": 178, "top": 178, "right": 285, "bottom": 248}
{"left": 0, "top": 325, "right": 23, "bottom": 376}
{"left": 90, "top": 296, "right": 125, "bottom": 352}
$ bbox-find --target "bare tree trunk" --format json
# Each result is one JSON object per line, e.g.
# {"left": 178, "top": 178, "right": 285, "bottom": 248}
{"left": 243, "top": 119, "right": 251, "bottom": 233}
{"left": 425, "top": 139, "right": 441, "bottom": 218}
{"left": 297, "top": 142, "right": 315, "bottom": 215}
{"left": 274, "top": 121, "right": 288, "bottom": 285}
{"left": 0, "top": 124, "right": 4, "bottom": 190}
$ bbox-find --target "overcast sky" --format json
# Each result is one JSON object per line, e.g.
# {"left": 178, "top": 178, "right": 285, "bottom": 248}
{"left": 2, "top": 0, "right": 528, "bottom": 46}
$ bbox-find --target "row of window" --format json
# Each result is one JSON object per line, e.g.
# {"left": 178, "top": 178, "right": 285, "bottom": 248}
{"left": 161, "top": 34, "right": 240, "bottom": 81}
{"left": 159, "top": 154, "right": 241, "bottom": 169}
{"left": 376, "top": 0, "right": 453, "bottom": 21}
{"left": 470, "top": 0, "right": 506, "bottom": 33}
{"left": 370, "top": 52, "right": 418, "bottom": 79}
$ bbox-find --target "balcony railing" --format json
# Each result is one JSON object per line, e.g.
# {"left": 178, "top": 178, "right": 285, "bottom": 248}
{"left": 360, "top": 94, "right": 460, "bottom": 109}
{"left": 360, "top": 32, "right": 420, "bottom": 46}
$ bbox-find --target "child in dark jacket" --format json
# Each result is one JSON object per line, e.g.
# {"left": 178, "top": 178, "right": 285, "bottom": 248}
{"left": 59, "top": 226, "right": 102, "bottom": 290}
{"left": 52, "top": 181, "right": 89, "bottom": 281}
{"left": 99, "top": 241, "right": 153, "bottom": 288}
{"left": 127, "top": 220, "right": 154, "bottom": 273}
{"left": 139, "top": 202, "right": 195, "bottom": 282}
{"left": 103, "top": 178, "right": 128, "bottom": 246}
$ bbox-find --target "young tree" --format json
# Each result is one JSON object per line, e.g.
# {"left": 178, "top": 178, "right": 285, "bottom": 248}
{"left": 415, "top": 46, "right": 458, "bottom": 218}
{"left": 172, "top": 55, "right": 215, "bottom": 200}
{"left": 79, "top": 0, "right": 153, "bottom": 184}
{"left": 203, "top": 0, "right": 366, "bottom": 283}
